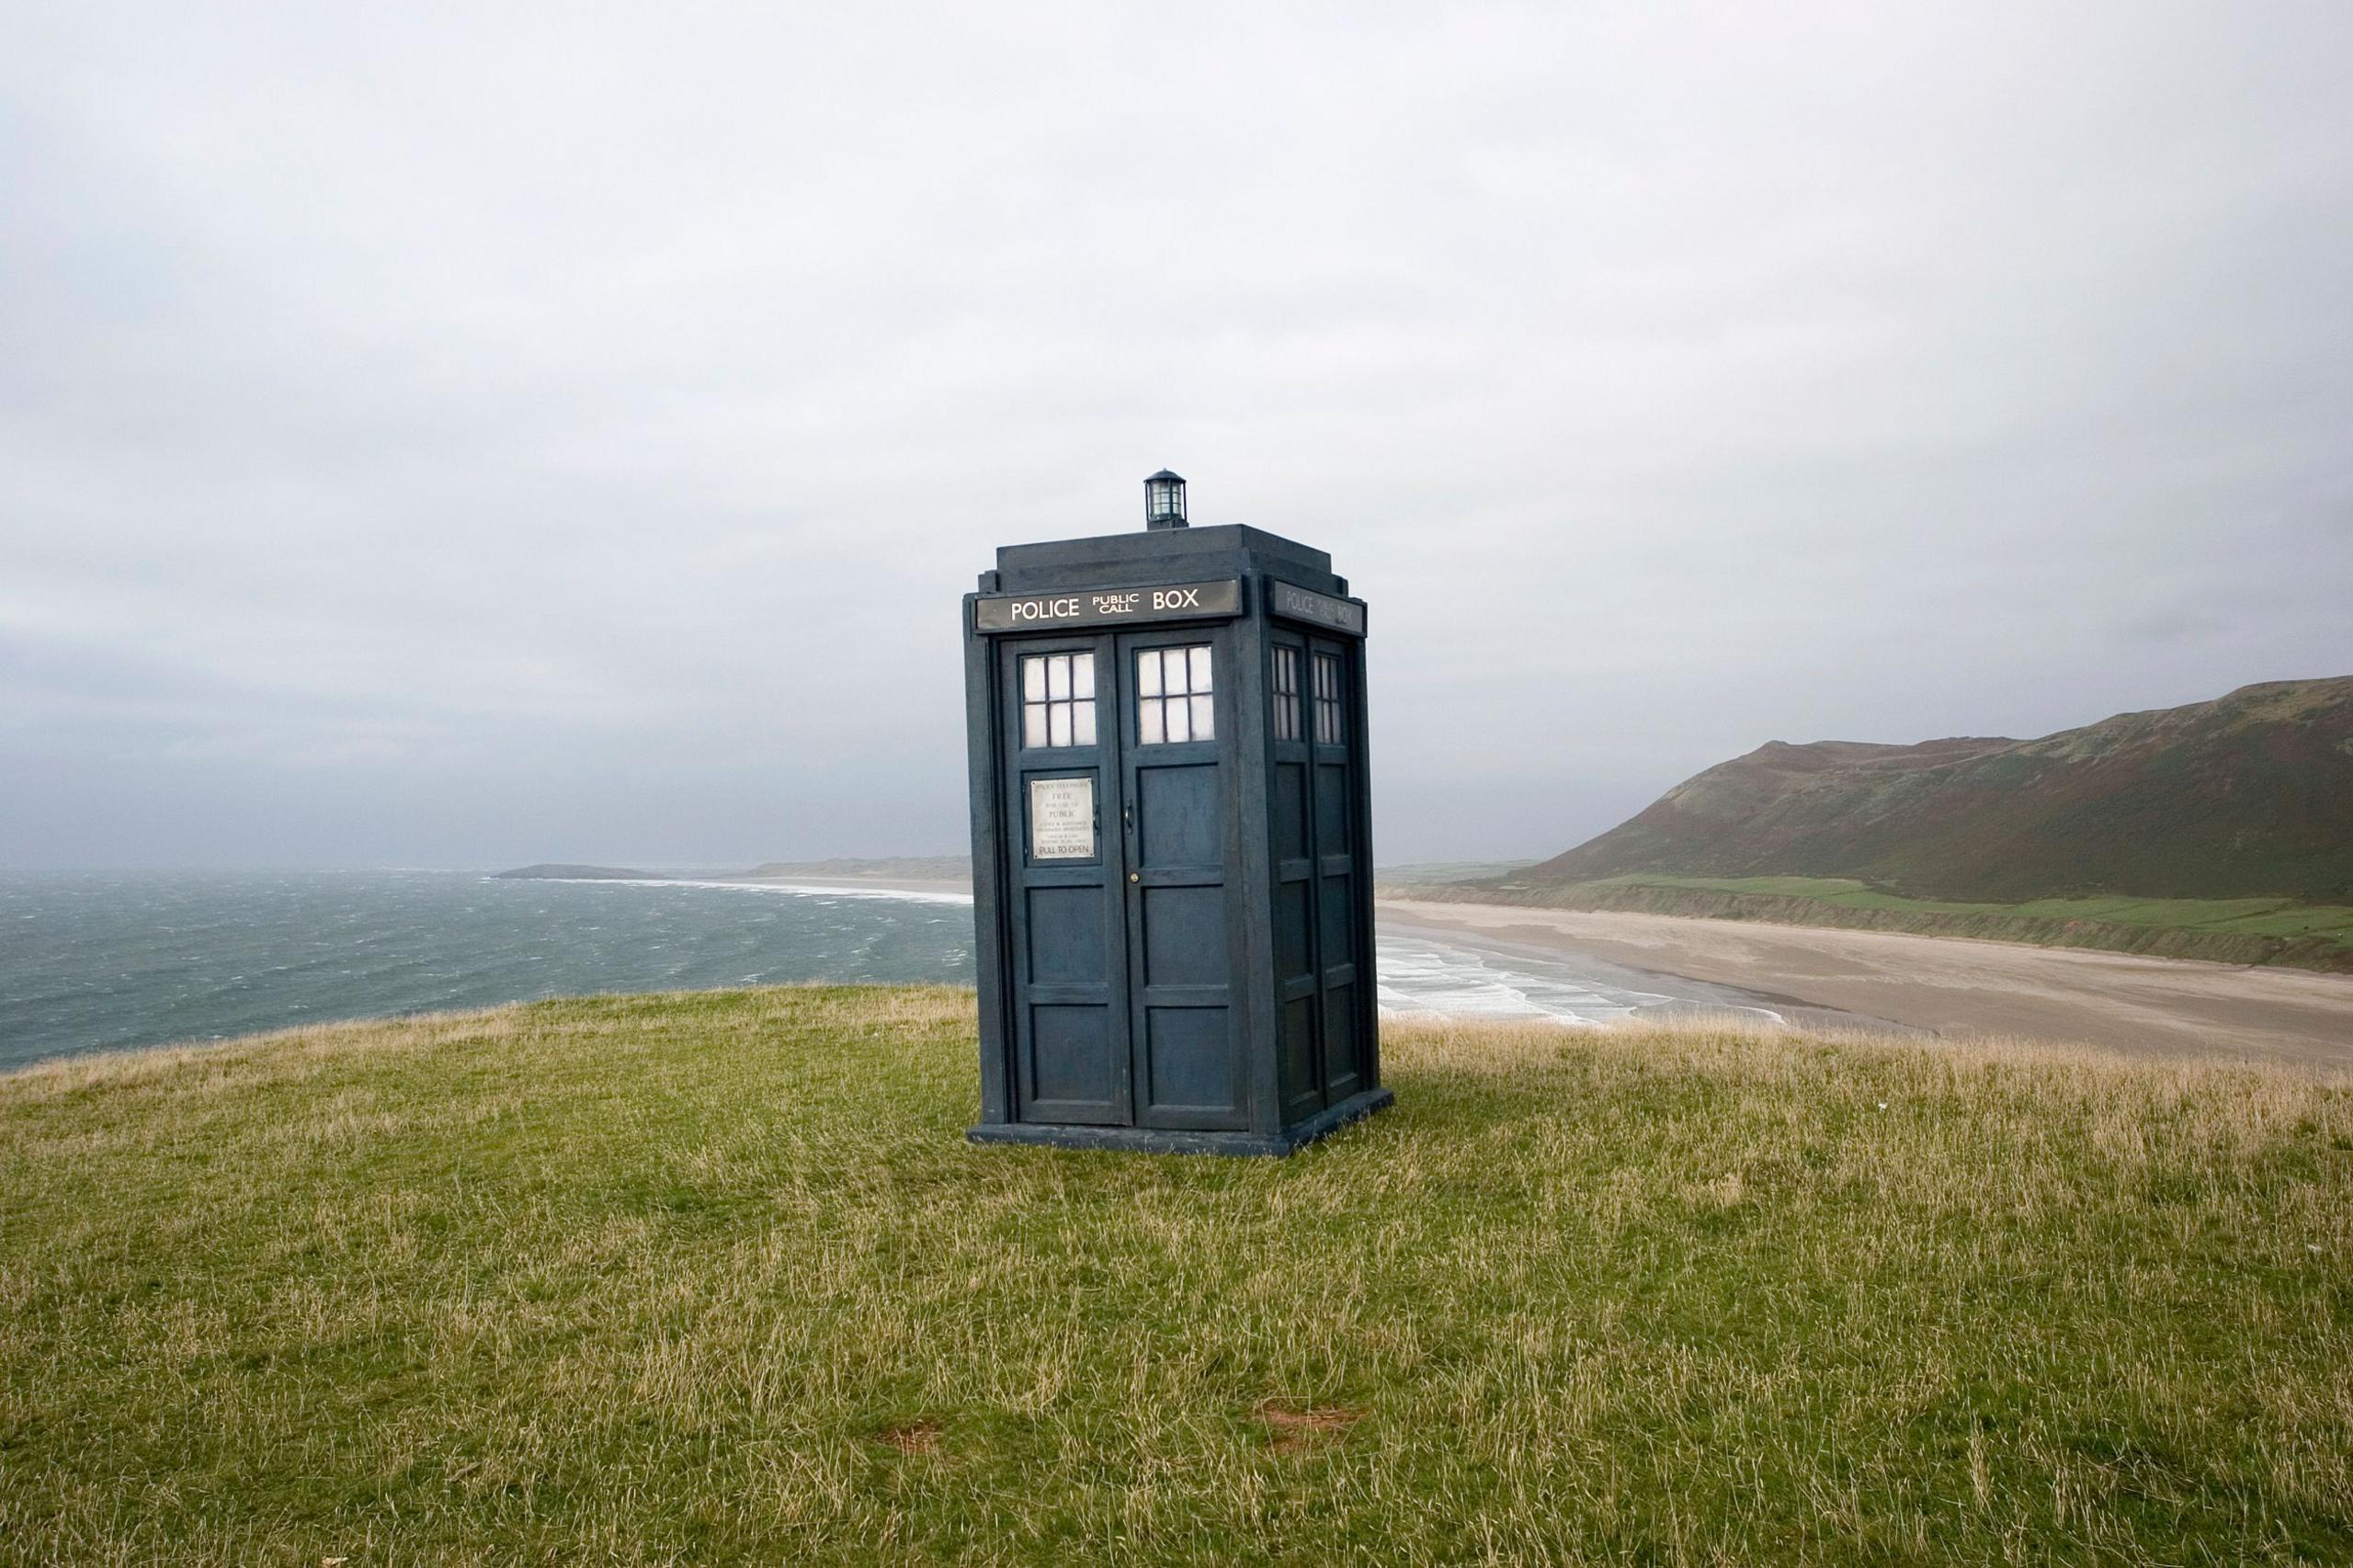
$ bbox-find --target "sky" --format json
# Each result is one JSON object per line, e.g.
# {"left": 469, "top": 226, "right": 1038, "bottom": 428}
{"left": 4, "top": 1, "right": 2349, "bottom": 869}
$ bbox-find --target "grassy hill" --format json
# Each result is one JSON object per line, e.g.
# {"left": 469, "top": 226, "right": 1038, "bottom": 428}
{"left": 1442, "top": 678, "right": 2353, "bottom": 971}
{"left": 1528, "top": 677, "right": 2353, "bottom": 904}
{"left": 5, "top": 987, "right": 2350, "bottom": 1564}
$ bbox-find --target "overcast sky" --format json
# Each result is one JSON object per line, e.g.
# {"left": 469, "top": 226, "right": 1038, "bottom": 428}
{"left": 4, "top": 1, "right": 2349, "bottom": 869}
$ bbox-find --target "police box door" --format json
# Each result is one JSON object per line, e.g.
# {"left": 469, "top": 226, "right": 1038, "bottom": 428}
{"left": 997, "top": 628, "right": 1241, "bottom": 1130}
{"left": 1116, "top": 627, "right": 1243, "bottom": 1131}
{"left": 1269, "top": 630, "right": 1366, "bottom": 1119}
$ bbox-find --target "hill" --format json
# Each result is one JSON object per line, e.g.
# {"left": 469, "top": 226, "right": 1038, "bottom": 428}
{"left": 1529, "top": 676, "right": 2353, "bottom": 903}
{"left": 492, "top": 862, "right": 665, "bottom": 881}
{"left": 3, "top": 988, "right": 2348, "bottom": 1563}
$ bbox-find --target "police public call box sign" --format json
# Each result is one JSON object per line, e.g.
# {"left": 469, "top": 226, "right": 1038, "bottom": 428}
{"left": 972, "top": 578, "right": 1244, "bottom": 632}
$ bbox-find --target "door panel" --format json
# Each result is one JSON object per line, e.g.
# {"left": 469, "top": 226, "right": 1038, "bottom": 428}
{"left": 1138, "top": 765, "right": 1221, "bottom": 867}
{"left": 1309, "top": 639, "right": 1365, "bottom": 1101}
{"left": 1001, "top": 637, "right": 1129, "bottom": 1126}
{"left": 1143, "top": 885, "right": 1226, "bottom": 986}
{"left": 1120, "top": 630, "right": 1244, "bottom": 1129}
{"left": 1270, "top": 631, "right": 1364, "bottom": 1113}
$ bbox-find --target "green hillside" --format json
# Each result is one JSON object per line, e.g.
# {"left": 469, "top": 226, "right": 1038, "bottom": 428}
{"left": 5, "top": 987, "right": 2351, "bottom": 1564}
{"left": 1527, "top": 677, "right": 2353, "bottom": 904}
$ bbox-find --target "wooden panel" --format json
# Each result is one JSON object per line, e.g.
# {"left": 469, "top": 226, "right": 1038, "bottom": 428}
{"left": 1143, "top": 1006, "right": 1237, "bottom": 1112}
{"left": 1274, "top": 762, "right": 1308, "bottom": 862}
{"left": 1314, "top": 761, "right": 1350, "bottom": 856}
{"left": 1322, "top": 984, "right": 1361, "bottom": 1095}
{"left": 1280, "top": 995, "right": 1320, "bottom": 1119}
{"left": 1144, "top": 885, "right": 1227, "bottom": 987}
{"left": 1139, "top": 764, "right": 1220, "bottom": 870}
{"left": 1275, "top": 880, "right": 1311, "bottom": 983}
{"left": 1028, "top": 886, "right": 1106, "bottom": 985}
{"left": 1319, "top": 873, "right": 1354, "bottom": 965}
{"left": 1030, "top": 1004, "right": 1120, "bottom": 1111}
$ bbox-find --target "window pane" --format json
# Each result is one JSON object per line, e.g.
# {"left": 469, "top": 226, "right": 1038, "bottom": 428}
{"left": 1165, "top": 698, "right": 1190, "bottom": 744}
{"left": 1073, "top": 700, "right": 1097, "bottom": 746}
{"left": 1139, "top": 699, "right": 1164, "bottom": 744}
{"left": 1188, "top": 646, "right": 1212, "bottom": 693}
{"left": 1023, "top": 657, "right": 1046, "bottom": 701}
{"left": 1023, "top": 704, "right": 1047, "bottom": 747}
{"left": 1073, "top": 655, "right": 1095, "bottom": 699}
{"left": 1190, "top": 693, "right": 1214, "bottom": 740}
{"left": 1049, "top": 703, "right": 1072, "bottom": 747}
{"left": 1138, "top": 649, "right": 1162, "bottom": 697}
{"left": 1047, "top": 655, "right": 1070, "bottom": 699}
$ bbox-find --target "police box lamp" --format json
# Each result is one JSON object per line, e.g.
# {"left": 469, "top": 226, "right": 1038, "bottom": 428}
{"left": 959, "top": 470, "right": 1389, "bottom": 1155}
{"left": 1143, "top": 469, "right": 1187, "bottom": 529}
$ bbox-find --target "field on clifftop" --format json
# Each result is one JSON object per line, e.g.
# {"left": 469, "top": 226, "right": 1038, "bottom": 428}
{"left": 3, "top": 987, "right": 2350, "bottom": 1565}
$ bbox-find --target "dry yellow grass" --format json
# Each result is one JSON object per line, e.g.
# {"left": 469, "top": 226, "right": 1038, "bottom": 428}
{"left": 2, "top": 985, "right": 2348, "bottom": 1564}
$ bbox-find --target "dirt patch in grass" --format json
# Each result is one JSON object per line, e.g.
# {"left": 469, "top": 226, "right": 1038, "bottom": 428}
{"left": 872, "top": 1419, "right": 943, "bottom": 1455}
{"left": 1255, "top": 1402, "right": 1366, "bottom": 1453}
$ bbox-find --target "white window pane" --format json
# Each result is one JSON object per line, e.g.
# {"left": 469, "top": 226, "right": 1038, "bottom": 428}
{"left": 1167, "top": 699, "right": 1191, "bottom": 744}
{"left": 1023, "top": 657, "right": 1046, "bottom": 701}
{"left": 1140, "top": 699, "right": 1164, "bottom": 744}
{"left": 1047, "top": 656, "right": 1070, "bottom": 699}
{"left": 1073, "top": 655, "right": 1095, "bottom": 699}
{"left": 1190, "top": 693, "right": 1214, "bottom": 740}
{"left": 1138, "top": 650, "right": 1162, "bottom": 697}
{"left": 1023, "top": 704, "right": 1047, "bottom": 747}
{"left": 1049, "top": 703, "right": 1072, "bottom": 747}
{"left": 1189, "top": 646, "right": 1212, "bottom": 693}
{"left": 1073, "top": 701, "right": 1097, "bottom": 746}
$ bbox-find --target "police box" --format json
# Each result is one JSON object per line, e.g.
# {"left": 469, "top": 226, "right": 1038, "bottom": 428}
{"left": 961, "top": 472, "right": 1392, "bottom": 1155}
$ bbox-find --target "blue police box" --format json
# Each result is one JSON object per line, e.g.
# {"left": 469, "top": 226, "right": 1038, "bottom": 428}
{"left": 961, "top": 472, "right": 1392, "bottom": 1154}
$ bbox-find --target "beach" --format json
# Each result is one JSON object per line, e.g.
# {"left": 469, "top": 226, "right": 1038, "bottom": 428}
{"left": 1381, "top": 895, "right": 2353, "bottom": 1070}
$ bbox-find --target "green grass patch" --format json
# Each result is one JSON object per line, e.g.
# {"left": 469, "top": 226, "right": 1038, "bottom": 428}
{"left": 1564, "top": 875, "right": 2353, "bottom": 950}
{"left": 4, "top": 986, "right": 2350, "bottom": 1563}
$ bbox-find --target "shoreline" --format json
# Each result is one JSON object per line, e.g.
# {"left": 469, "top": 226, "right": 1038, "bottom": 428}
{"left": 490, "top": 873, "right": 2353, "bottom": 1066}
{"left": 1379, "top": 895, "right": 2353, "bottom": 1071}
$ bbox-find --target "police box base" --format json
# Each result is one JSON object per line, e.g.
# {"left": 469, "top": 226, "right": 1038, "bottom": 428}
{"left": 967, "top": 1086, "right": 1394, "bottom": 1158}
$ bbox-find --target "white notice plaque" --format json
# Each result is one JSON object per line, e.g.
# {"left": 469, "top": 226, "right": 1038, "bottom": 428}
{"left": 1029, "top": 777, "right": 1096, "bottom": 860}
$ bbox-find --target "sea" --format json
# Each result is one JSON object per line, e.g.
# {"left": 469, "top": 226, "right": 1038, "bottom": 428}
{"left": 0, "top": 869, "right": 1792, "bottom": 1073}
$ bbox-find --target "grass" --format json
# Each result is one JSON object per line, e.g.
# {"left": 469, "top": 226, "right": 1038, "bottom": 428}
{"left": 1609, "top": 866, "right": 2353, "bottom": 927}
{"left": 1600, "top": 875, "right": 2353, "bottom": 944}
{"left": 3, "top": 986, "right": 2350, "bottom": 1564}
{"left": 1437, "top": 873, "right": 2353, "bottom": 970}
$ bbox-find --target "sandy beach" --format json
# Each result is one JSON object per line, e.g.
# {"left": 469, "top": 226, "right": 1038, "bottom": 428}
{"left": 1380, "top": 896, "right": 2353, "bottom": 1071}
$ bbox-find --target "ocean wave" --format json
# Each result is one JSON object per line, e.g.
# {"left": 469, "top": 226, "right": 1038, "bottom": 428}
{"left": 527, "top": 877, "right": 978, "bottom": 908}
